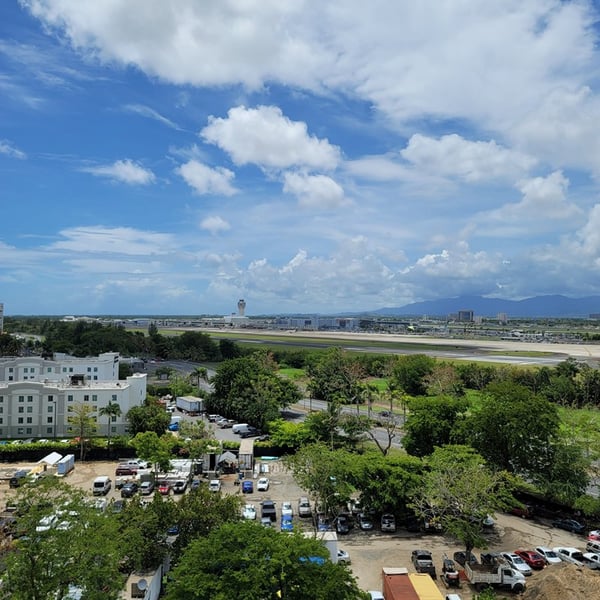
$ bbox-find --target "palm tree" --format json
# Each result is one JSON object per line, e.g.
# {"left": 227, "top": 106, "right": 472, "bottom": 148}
{"left": 191, "top": 366, "right": 208, "bottom": 394}
{"left": 99, "top": 401, "right": 122, "bottom": 453}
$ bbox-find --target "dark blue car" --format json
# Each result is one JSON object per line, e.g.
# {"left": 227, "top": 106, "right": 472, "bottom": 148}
{"left": 242, "top": 480, "right": 254, "bottom": 494}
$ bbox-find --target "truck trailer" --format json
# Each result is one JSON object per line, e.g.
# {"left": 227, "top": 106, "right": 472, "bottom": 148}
{"left": 382, "top": 568, "right": 444, "bottom": 600}
{"left": 175, "top": 396, "right": 204, "bottom": 415}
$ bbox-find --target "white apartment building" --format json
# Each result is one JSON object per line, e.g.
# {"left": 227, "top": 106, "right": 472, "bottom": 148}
{"left": 0, "top": 353, "right": 146, "bottom": 439}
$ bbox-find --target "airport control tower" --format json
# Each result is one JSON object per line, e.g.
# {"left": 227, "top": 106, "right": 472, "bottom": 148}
{"left": 237, "top": 299, "right": 246, "bottom": 316}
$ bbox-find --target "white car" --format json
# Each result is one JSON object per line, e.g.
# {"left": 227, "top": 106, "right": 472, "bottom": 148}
{"left": 243, "top": 504, "right": 257, "bottom": 520}
{"left": 583, "top": 552, "right": 600, "bottom": 570}
{"left": 501, "top": 552, "right": 533, "bottom": 576}
{"left": 36, "top": 514, "right": 58, "bottom": 532}
{"left": 337, "top": 549, "right": 351, "bottom": 564}
{"left": 535, "top": 546, "right": 562, "bottom": 565}
{"left": 281, "top": 501, "right": 293, "bottom": 517}
{"left": 257, "top": 478, "right": 270, "bottom": 492}
{"left": 208, "top": 479, "right": 222, "bottom": 492}
{"left": 553, "top": 546, "right": 586, "bottom": 566}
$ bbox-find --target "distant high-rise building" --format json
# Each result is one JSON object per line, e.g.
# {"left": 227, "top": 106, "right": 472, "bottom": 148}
{"left": 0, "top": 303, "right": 3, "bottom": 334}
{"left": 497, "top": 312, "right": 508, "bottom": 324}
{"left": 457, "top": 310, "right": 474, "bottom": 322}
{"left": 237, "top": 299, "right": 246, "bottom": 316}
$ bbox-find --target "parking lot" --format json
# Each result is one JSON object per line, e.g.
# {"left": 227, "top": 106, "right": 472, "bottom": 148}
{"left": 1, "top": 455, "right": 592, "bottom": 598}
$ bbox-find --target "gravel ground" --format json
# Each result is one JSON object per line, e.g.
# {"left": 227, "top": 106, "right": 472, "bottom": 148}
{"left": 1, "top": 458, "right": 591, "bottom": 597}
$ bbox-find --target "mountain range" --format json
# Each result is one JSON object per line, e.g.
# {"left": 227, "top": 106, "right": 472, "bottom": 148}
{"left": 372, "top": 295, "right": 600, "bottom": 318}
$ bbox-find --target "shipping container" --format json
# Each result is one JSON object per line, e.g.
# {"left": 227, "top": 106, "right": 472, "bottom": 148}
{"left": 408, "top": 573, "right": 444, "bottom": 600}
{"left": 57, "top": 454, "right": 75, "bottom": 476}
{"left": 382, "top": 568, "right": 419, "bottom": 600}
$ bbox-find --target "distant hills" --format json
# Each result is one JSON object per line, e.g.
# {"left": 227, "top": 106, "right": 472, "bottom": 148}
{"left": 372, "top": 295, "right": 600, "bottom": 318}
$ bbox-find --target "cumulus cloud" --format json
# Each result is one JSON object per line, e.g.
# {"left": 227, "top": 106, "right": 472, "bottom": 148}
{"left": 283, "top": 172, "right": 346, "bottom": 208}
{"left": 82, "top": 159, "right": 156, "bottom": 185}
{"left": 0, "top": 139, "right": 26, "bottom": 159}
{"left": 401, "top": 134, "right": 537, "bottom": 183}
{"left": 176, "top": 160, "right": 238, "bottom": 196}
{"left": 201, "top": 105, "right": 341, "bottom": 170}
{"left": 200, "top": 216, "right": 231, "bottom": 235}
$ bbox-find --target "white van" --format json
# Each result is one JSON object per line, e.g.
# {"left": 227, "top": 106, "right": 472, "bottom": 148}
{"left": 232, "top": 423, "right": 249, "bottom": 434}
{"left": 92, "top": 476, "right": 112, "bottom": 496}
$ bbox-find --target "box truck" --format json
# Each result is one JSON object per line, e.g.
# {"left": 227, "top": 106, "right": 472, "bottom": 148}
{"left": 175, "top": 396, "right": 204, "bottom": 415}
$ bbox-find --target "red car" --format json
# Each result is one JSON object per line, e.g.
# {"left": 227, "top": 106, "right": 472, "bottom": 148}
{"left": 515, "top": 549, "right": 545, "bottom": 570}
{"left": 158, "top": 481, "right": 171, "bottom": 495}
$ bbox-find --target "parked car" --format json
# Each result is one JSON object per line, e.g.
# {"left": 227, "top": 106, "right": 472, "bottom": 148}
{"left": 358, "top": 512, "right": 375, "bottom": 530}
{"left": 411, "top": 549, "right": 436, "bottom": 578}
{"left": 280, "top": 516, "right": 293, "bottom": 532}
{"left": 261, "top": 500, "right": 277, "bottom": 522}
{"left": 381, "top": 513, "right": 396, "bottom": 533}
{"left": 553, "top": 546, "right": 586, "bottom": 566}
{"left": 514, "top": 549, "right": 546, "bottom": 570}
{"left": 242, "top": 480, "right": 254, "bottom": 494}
{"left": 583, "top": 552, "right": 600, "bottom": 570}
{"left": 316, "top": 513, "right": 332, "bottom": 531}
{"left": 298, "top": 497, "right": 312, "bottom": 518}
{"left": 510, "top": 504, "right": 534, "bottom": 518}
{"left": 257, "top": 478, "right": 270, "bottom": 492}
{"left": 240, "top": 427, "right": 261, "bottom": 438}
{"left": 281, "top": 501, "right": 293, "bottom": 517}
{"left": 158, "top": 481, "right": 171, "bottom": 495}
{"left": 120, "top": 482, "right": 139, "bottom": 498}
{"left": 166, "top": 524, "right": 180, "bottom": 536}
{"left": 36, "top": 514, "right": 58, "bottom": 533}
{"left": 140, "top": 481, "right": 155, "bottom": 496}
{"left": 190, "top": 479, "right": 201, "bottom": 491}
{"left": 172, "top": 480, "right": 188, "bottom": 494}
{"left": 535, "top": 546, "right": 562, "bottom": 565}
{"left": 208, "top": 479, "right": 221, "bottom": 492}
{"left": 588, "top": 530, "right": 600, "bottom": 541}
{"left": 208, "top": 414, "right": 221, "bottom": 422}
{"left": 111, "top": 500, "right": 125, "bottom": 514}
{"left": 501, "top": 552, "right": 533, "bottom": 576}
{"left": 334, "top": 514, "right": 352, "bottom": 535}
{"left": 260, "top": 517, "right": 272, "bottom": 527}
{"left": 337, "top": 549, "right": 351, "bottom": 564}
{"left": 115, "top": 465, "right": 136, "bottom": 476}
{"left": 243, "top": 504, "right": 257, "bottom": 520}
{"left": 552, "top": 518, "right": 585, "bottom": 534}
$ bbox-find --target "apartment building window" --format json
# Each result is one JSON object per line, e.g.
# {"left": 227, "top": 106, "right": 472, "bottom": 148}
{"left": 47, "top": 368, "right": 52, "bottom": 373}
{"left": 67, "top": 395, "right": 73, "bottom": 402}
{"left": 18, "top": 418, "right": 23, "bottom": 424}
{"left": 0, "top": 418, "right": 3, "bottom": 424}
{"left": 0, "top": 407, "right": 3, "bottom": 414}
{"left": 87, "top": 367, "right": 91, "bottom": 372}
{"left": 111, "top": 426, "right": 116, "bottom": 433}
{"left": 30, "top": 368, "right": 35, "bottom": 373}
{"left": 24, "top": 368, "right": 28, "bottom": 373}
{"left": 84, "top": 395, "right": 89, "bottom": 402}
{"left": 111, "top": 394, "right": 117, "bottom": 402}
{"left": 27, "top": 406, "right": 33, "bottom": 413}
{"left": 8, "top": 376, "right": 12, "bottom": 381}
{"left": 26, "top": 428, "right": 32, "bottom": 434}
{"left": 18, "top": 407, "right": 24, "bottom": 414}
{"left": 93, "top": 376, "right": 98, "bottom": 380}
{"left": 26, "top": 417, "right": 32, "bottom": 424}
{"left": 111, "top": 415, "right": 117, "bottom": 422}
{"left": 0, "top": 396, "right": 3, "bottom": 402}
{"left": 17, "top": 427, "right": 24, "bottom": 435}
{"left": 69, "top": 368, "right": 73, "bottom": 373}
{"left": 62, "top": 367, "right": 67, "bottom": 373}
{"left": 92, "top": 395, "right": 98, "bottom": 402}
{"left": 27, "top": 396, "right": 33, "bottom": 402}
{"left": 8, "top": 368, "right": 13, "bottom": 373}
{"left": 18, "top": 396, "right": 24, "bottom": 403}
{"left": 48, "top": 405, "right": 53, "bottom": 413}
{"left": 94, "top": 367, "right": 98, "bottom": 372}
{"left": 47, "top": 427, "right": 53, "bottom": 434}
{"left": 47, "top": 417, "right": 53, "bottom": 424}
{"left": 48, "top": 395, "right": 54, "bottom": 402}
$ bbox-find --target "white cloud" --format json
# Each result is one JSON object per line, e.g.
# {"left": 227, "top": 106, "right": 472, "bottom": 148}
{"left": 200, "top": 216, "right": 231, "bottom": 235}
{"left": 0, "top": 139, "right": 26, "bottom": 159}
{"left": 400, "top": 134, "right": 537, "bottom": 183}
{"left": 49, "top": 226, "right": 174, "bottom": 256}
{"left": 283, "top": 172, "right": 347, "bottom": 209}
{"left": 123, "top": 103, "right": 180, "bottom": 130}
{"left": 82, "top": 159, "right": 156, "bottom": 185}
{"left": 201, "top": 105, "right": 341, "bottom": 170}
{"left": 176, "top": 160, "right": 238, "bottom": 196}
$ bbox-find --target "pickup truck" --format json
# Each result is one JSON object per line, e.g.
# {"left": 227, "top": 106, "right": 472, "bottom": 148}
{"left": 261, "top": 500, "right": 277, "bottom": 522}
{"left": 411, "top": 549, "right": 437, "bottom": 578}
{"left": 553, "top": 546, "right": 586, "bottom": 567}
{"left": 464, "top": 560, "right": 526, "bottom": 593}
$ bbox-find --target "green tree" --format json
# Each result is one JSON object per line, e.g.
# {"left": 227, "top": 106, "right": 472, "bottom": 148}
{"left": 190, "top": 366, "right": 209, "bottom": 395}
{"left": 465, "top": 381, "right": 560, "bottom": 477}
{"left": 390, "top": 354, "right": 435, "bottom": 396}
{"left": 98, "top": 401, "right": 122, "bottom": 452}
{"left": 131, "top": 431, "right": 173, "bottom": 478}
{"left": 410, "top": 445, "right": 511, "bottom": 556}
{"left": 402, "top": 396, "right": 467, "bottom": 457}
{"left": 127, "top": 398, "right": 171, "bottom": 436}
{"left": 2, "top": 478, "right": 124, "bottom": 600}
{"left": 67, "top": 402, "right": 97, "bottom": 460}
{"left": 165, "top": 521, "right": 366, "bottom": 600}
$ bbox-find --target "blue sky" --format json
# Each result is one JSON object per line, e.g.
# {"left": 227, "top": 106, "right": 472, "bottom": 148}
{"left": 2, "top": 1, "right": 600, "bottom": 316}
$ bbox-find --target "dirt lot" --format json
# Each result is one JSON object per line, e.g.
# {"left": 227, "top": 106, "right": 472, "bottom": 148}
{"left": 1, "top": 458, "right": 593, "bottom": 597}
